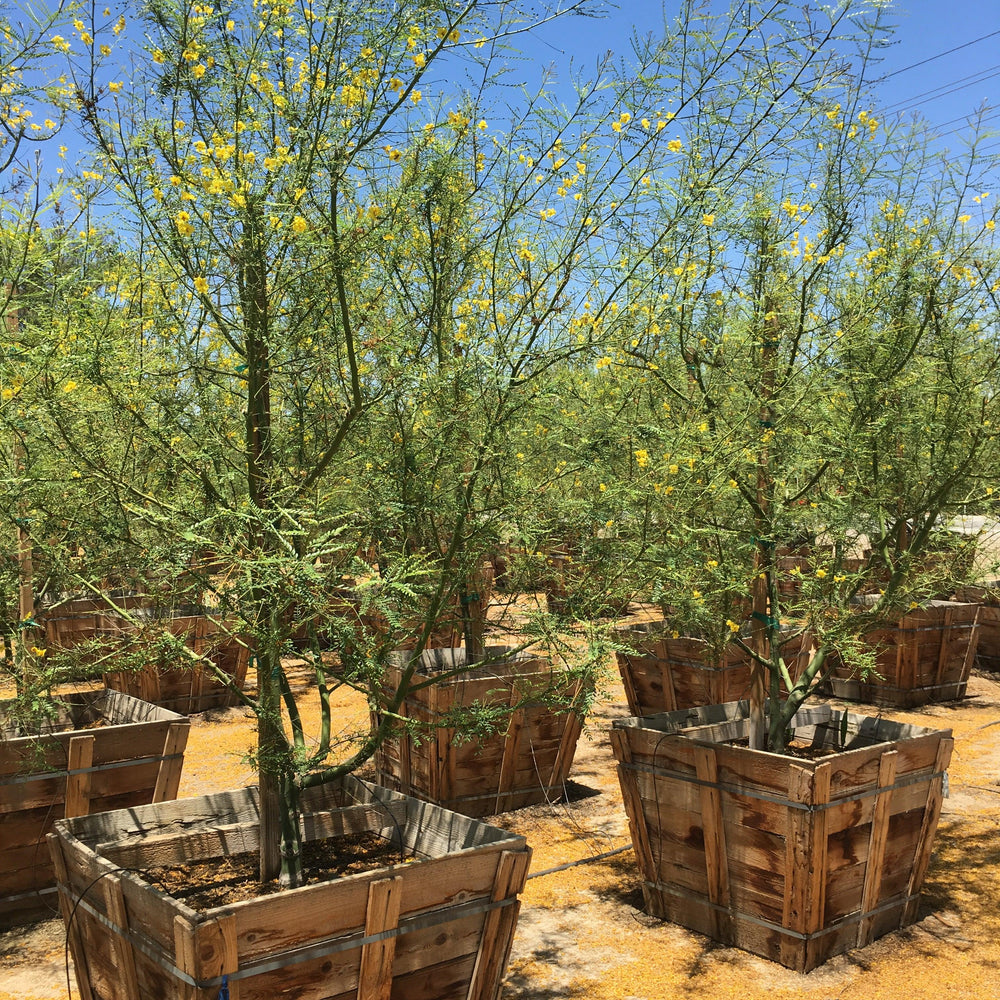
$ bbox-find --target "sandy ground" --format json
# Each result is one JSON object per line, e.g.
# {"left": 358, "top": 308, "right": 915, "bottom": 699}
{"left": 3, "top": 651, "right": 1000, "bottom": 1000}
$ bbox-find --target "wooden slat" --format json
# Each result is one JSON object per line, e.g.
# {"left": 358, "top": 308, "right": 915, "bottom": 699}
{"left": 694, "top": 745, "right": 731, "bottom": 944}
{"left": 549, "top": 706, "right": 583, "bottom": 789}
{"left": 857, "top": 749, "right": 898, "bottom": 947}
{"left": 47, "top": 832, "right": 95, "bottom": 1000}
{"left": 466, "top": 849, "right": 531, "bottom": 1000}
{"left": 173, "top": 914, "right": 200, "bottom": 1000}
{"left": 610, "top": 731, "right": 657, "bottom": 884}
{"left": 357, "top": 877, "right": 402, "bottom": 1000}
{"left": 104, "top": 874, "right": 141, "bottom": 1000}
{"left": 903, "top": 736, "right": 954, "bottom": 924}
{"left": 496, "top": 708, "right": 524, "bottom": 808}
{"left": 152, "top": 722, "right": 189, "bottom": 804}
{"left": 781, "top": 762, "right": 830, "bottom": 970}
{"left": 65, "top": 735, "right": 95, "bottom": 819}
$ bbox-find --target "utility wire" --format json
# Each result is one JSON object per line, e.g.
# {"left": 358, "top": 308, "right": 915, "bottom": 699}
{"left": 874, "top": 27, "right": 1000, "bottom": 83}
{"left": 882, "top": 63, "right": 1000, "bottom": 114}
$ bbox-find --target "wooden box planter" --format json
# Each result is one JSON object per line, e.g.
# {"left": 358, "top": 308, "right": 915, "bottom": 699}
{"left": 0, "top": 689, "right": 188, "bottom": 929}
{"left": 611, "top": 701, "right": 953, "bottom": 972}
{"left": 38, "top": 600, "right": 250, "bottom": 714}
{"left": 102, "top": 614, "right": 251, "bottom": 715}
{"left": 825, "top": 600, "right": 980, "bottom": 708}
{"left": 48, "top": 776, "right": 531, "bottom": 1000}
{"left": 614, "top": 621, "right": 812, "bottom": 716}
{"left": 953, "top": 583, "right": 1000, "bottom": 672}
{"left": 375, "top": 646, "right": 589, "bottom": 817}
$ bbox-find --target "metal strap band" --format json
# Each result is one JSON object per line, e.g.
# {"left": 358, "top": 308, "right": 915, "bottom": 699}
{"left": 619, "top": 759, "right": 946, "bottom": 812}
{"left": 68, "top": 884, "right": 518, "bottom": 988}
{"left": 0, "top": 752, "right": 185, "bottom": 787}
{"left": 645, "top": 877, "right": 920, "bottom": 941}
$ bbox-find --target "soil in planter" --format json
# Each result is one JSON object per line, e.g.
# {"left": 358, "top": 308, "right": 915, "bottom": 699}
{"left": 723, "top": 736, "right": 841, "bottom": 761}
{"left": 142, "top": 832, "right": 415, "bottom": 910}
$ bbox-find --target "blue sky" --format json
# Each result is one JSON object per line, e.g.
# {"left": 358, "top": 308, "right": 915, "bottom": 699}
{"left": 14, "top": 1, "right": 1000, "bottom": 192}
{"left": 515, "top": 1, "right": 1000, "bottom": 150}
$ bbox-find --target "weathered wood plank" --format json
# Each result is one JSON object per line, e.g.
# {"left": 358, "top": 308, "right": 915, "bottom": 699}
{"left": 857, "top": 750, "right": 897, "bottom": 946}
{"left": 358, "top": 877, "right": 402, "bottom": 1000}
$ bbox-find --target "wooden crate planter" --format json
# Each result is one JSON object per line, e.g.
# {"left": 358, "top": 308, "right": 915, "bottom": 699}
{"left": 825, "top": 600, "right": 979, "bottom": 708}
{"left": 611, "top": 701, "right": 953, "bottom": 972}
{"left": 953, "top": 583, "right": 1000, "bottom": 671}
{"left": 38, "top": 600, "right": 250, "bottom": 714}
{"left": 0, "top": 689, "right": 188, "bottom": 929}
{"left": 102, "top": 615, "right": 251, "bottom": 715}
{"left": 375, "top": 646, "right": 589, "bottom": 817}
{"left": 48, "top": 776, "right": 530, "bottom": 1000}
{"left": 614, "top": 621, "right": 812, "bottom": 716}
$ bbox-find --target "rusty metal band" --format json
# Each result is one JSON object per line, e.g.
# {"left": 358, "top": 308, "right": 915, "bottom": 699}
{"left": 0, "top": 752, "right": 185, "bottom": 787}
{"left": 618, "top": 759, "right": 947, "bottom": 811}
{"left": 644, "top": 877, "right": 920, "bottom": 941}
{"left": 66, "top": 887, "right": 518, "bottom": 988}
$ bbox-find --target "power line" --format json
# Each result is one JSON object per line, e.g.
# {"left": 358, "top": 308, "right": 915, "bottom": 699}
{"left": 882, "top": 63, "right": 1000, "bottom": 115}
{"left": 875, "top": 27, "right": 1000, "bottom": 83}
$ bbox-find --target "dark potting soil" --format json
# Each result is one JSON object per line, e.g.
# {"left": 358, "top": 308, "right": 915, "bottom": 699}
{"left": 142, "top": 832, "right": 414, "bottom": 910}
{"left": 724, "top": 736, "right": 839, "bottom": 760}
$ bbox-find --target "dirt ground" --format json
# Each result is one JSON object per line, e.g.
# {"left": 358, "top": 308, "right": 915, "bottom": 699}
{"left": 3, "top": 650, "right": 1000, "bottom": 1000}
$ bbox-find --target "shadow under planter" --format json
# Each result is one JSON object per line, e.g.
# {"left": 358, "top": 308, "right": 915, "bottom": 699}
{"left": 614, "top": 621, "right": 812, "bottom": 715}
{"left": 48, "top": 776, "right": 531, "bottom": 1000}
{"left": 0, "top": 689, "right": 189, "bottom": 929}
{"left": 825, "top": 600, "right": 979, "bottom": 708}
{"left": 375, "top": 646, "right": 590, "bottom": 817}
{"left": 610, "top": 700, "right": 953, "bottom": 972}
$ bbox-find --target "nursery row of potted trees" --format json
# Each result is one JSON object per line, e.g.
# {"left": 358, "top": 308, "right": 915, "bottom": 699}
{"left": 4, "top": 0, "right": 1000, "bottom": 995}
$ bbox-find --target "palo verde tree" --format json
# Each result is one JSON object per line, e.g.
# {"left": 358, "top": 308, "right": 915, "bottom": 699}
{"left": 602, "top": 7, "right": 1000, "bottom": 749}
{"left": 17, "top": 0, "right": 948, "bottom": 883}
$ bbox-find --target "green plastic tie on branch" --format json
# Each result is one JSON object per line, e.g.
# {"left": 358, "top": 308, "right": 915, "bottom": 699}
{"left": 19, "top": 617, "right": 39, "bottom": 629}
{"left": 235, "top": 363, "right": 248, "bottom": 373}
{"left": 14, "top": 517, "right": 31, "bottom": 527}
{"left": 751, "top": 610, "right": 780, "bottom": 629}
{"left": 460, "top": 592, "right": 480, "bottom": 605}
{"left": 759, "top": 420, "right": 774, "bottom": 428}
{"left": 750, "top": 535, "right": 775, "bottom": 549}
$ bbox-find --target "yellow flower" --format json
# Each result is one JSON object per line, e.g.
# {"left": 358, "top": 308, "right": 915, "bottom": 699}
{"left": 702, "top": 213, "right": 714, "bottom": 226}
{"left": 815, "top": 569, "right": 827, "bottom": 579}
{"left": 726, "top": 620, "right": 739, "bottom": 633}
{"left": 63, "top": 380, "right": 78, "bottom": 393}
{"left": 958, "top": 214, "right": 971, "bottom": 224}
{"left": 194, "top": 276, "right": 209, "bottom": 294}
{"left": 192, "top": 64, "right": 206, "bottom": 79}
{"left": 291, "top": 216, "right": 308, "bottom": 233}
{"left": 412, "top": 52, "right": 426, "bottom": 68}
{"left": 108, "top": 81, "right": 123, "bottom": 93}
{"left": 667, "top": 138, "right": 683, "bottom": 152}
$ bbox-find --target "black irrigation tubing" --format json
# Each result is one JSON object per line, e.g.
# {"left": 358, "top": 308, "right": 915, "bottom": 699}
{"left": 527, "top": 843, "right": 633, "bottom": 880}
